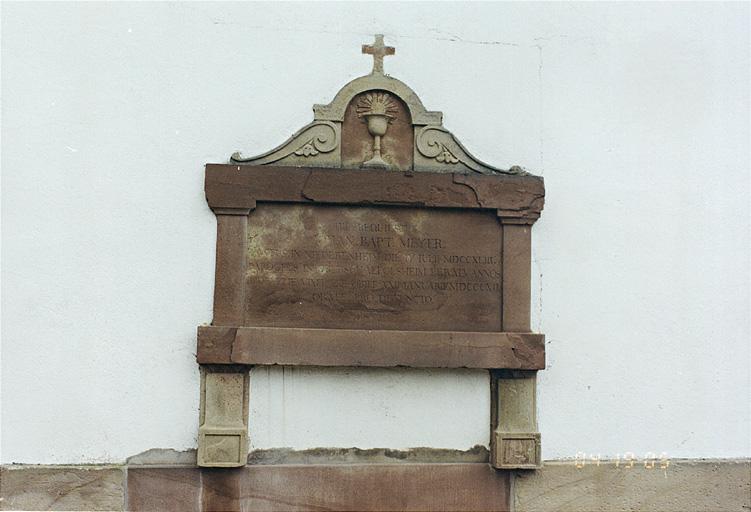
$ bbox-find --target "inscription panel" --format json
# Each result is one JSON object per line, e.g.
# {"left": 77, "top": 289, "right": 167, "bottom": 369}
{"left": 245, "top": 204, "right": 502, "bottom": 331}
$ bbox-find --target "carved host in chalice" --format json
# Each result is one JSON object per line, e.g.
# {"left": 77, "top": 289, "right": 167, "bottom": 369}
{"left": 356, "top": 92, "right": 398, "bottom": 169}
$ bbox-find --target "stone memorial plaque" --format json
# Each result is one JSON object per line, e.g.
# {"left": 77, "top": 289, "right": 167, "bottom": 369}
{"left": 197, "top": 35, "right": 546, "bottom": 471}
{"left": 244, "top": 203, "right": 502, "bottom": 331}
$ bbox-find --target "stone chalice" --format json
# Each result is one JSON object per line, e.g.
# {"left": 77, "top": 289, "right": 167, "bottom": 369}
{"left": 356, "top": 92, "right": 398, "bottom": 169}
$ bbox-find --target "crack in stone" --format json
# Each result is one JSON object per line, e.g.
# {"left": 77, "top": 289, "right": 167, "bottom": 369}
{"left": 451, "top": 174, "right": 483, "bottom": 207}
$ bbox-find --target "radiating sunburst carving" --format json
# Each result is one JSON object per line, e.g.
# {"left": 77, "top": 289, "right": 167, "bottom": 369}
{"left": 354, "top": 92, "right": 399, "bottom": 169}
{"left": 356, "top": 92, "right": 398, "bottom": 122}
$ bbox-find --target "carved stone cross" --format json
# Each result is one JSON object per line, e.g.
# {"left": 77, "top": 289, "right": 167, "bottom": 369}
{"left": 362, "top": 34, "right": 395, "bottom": 75}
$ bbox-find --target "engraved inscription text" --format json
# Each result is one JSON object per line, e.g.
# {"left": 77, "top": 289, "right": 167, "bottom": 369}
{"left": 244, "top": 204, "right": 502, "bottom": 331}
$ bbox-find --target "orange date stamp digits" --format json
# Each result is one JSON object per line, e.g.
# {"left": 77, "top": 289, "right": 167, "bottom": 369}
{"left": 574, "top": 452, "right": 670, "bottom": 470}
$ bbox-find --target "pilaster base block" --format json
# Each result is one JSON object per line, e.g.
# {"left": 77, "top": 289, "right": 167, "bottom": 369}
{"left": 198, "top": 365, "right": 250, "bottom": 467}
{"left": 492, "top": 432, "right": 541, "bottom": 469}
{"left": 198, "top": 428, "right": 248, "bottom": 468}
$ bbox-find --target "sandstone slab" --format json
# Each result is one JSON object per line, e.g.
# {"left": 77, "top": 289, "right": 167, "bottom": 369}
{"left": 0, "top": 466, "right": 123, "bottom": 511}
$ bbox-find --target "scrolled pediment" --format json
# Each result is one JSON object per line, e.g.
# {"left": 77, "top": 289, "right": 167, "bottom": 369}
{"left": 230, "top": 35, "right": 531, "bottom": 176}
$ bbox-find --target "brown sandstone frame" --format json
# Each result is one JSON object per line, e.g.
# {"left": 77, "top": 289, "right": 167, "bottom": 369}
{"left": 196, "top": 164, "right": 545, "bottom": 469}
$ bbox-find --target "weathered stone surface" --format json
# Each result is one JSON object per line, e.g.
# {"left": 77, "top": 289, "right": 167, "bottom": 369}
{"left": 501, "top": 224, "right": 532, "bottom": 332}
{"left": 232, "top": 35, "right": 527, "bottom": 176}
{"left": 194, "top": 326, "right": 236, "bottom": 367}
{"left": 491, "top": 372, "right": 541, "bottom": 469}
{"left": 125, "top": 463, "right": 509, "bottom": 511}
{"left": 198, "top": 367, "right": 249, "bottom": 467}
{"left": 490, "top": 220, "right": 542, "bottom": 469}
{"left": 204, "top": 165, "right": 545, "bottom": 223}
{"left": 197, "top": 326, "right": 545, "bottom": 369}
{"left": 513, "top": 459, "right": 751, "bottom": 512}
{"left": 205, "top": 464, "right": 509, "bottom": 511}
{"left": 201, "top": 468, "right": 242, "bottom": 512}
{"left": 125, "top": 448, "right": 197, "bottom": 466}
{"left": 243, "top": 202, "right": 502, "bottom": 331}
{"left": 3, "top": 459, "right": 747, "bottom": 511}
{"left": 212, "top": 212, "right": 248, "bottom": 326}
{"left": 494, "top": 433, "right": 541, "bottom": 469}
{"left": 496, "top": 371, "right": 537, "bottom": 432}
{"left": 341, "top": 90, "right": 414, "bottom": 171}
{"left": 126, "top": 467, "right": 200, "bottom": 512}
{"left": 0, "top": 466, "right": 123, "bottom": 511}
{"left": 246, "top": 446, "right": 490, "bottom": 465}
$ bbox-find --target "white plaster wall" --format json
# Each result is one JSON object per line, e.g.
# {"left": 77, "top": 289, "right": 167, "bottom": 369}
{"left": 1, "top": 2, "right": 748, "bottom": 464}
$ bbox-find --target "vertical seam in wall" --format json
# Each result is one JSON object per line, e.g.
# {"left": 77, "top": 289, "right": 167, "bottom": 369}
{"left": 198, "top": 468, "right": 204, "bottom": 512}
{"left": 537, "top": 44, "right": 544, "bottom": 175}
{"left": 534, "top": 257, "right": 543, "bottom": 336}
{"left": 509, "top": 470, "right": 516, "bottom": 512}
{"left": 122, "top": 465, "right": 128, "bottom": 512}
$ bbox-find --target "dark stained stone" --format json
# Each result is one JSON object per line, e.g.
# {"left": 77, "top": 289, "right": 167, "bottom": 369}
{"left": 243, "top": 464, "right": 508, "bottom": 511}
{"left": 204, "top": 165, "right": 545, "bottom": 223}
{"left": 197, "top": 326, "right": 545, "bottom": 369}
{"left": 126, "top": 467, "right": 200, "bottom": 512}
{"left": 123, "top": 464, "right": 508, "bottom": 512}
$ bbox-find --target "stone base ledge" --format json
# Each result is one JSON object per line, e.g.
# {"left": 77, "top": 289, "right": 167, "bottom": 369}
{"left": 1, "top": 459, "right": 748, "bottom": 511}
{"left": 0, "top": 466, "right": 124, "bottom": 511}
{"left": 1, "top": 463, "right": 509, "bottom": 511}
{"left": 513, "top": 459, "right": 751, "bottom": 512}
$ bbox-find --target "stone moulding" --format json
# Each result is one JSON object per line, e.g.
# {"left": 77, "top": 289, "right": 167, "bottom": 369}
{"left": 3, "top": 460, "right": 749, "bottom": 511}
{"left": 197, "top": 326, "right": 546, "bottom": 369}
{"left": 204, "top": 164, "right": 544, "bottom": 224}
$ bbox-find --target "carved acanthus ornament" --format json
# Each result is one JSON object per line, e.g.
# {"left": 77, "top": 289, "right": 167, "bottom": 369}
{"left": 436, "top": 146, "right": 460, "bottom": 164}
{"left": 294, "top": 140, "right": 321, "bottom": 157}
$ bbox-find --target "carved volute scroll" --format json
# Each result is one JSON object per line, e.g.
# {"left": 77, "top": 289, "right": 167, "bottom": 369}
{"left": 231, "top": 35, "right": 527, "bottom": 175}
